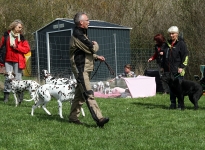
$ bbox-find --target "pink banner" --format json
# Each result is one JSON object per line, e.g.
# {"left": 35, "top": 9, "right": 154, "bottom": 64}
{"left": 123, "top": 76, "right": 156, "bottom": 98}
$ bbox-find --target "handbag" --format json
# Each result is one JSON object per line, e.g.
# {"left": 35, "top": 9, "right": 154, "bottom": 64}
{"left": 0, "top": 47, "right": 6, "bottom": 64}
{"left": 0, "top": 34, "right": 8, "bottom": 64}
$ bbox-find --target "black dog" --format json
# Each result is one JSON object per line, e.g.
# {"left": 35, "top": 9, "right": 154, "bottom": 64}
{"left": 161, "top": 73, "right": 203, "bottom": 110}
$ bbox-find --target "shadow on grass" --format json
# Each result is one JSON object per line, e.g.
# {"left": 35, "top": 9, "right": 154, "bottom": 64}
{"left": 0, "top": 100, "right": 34, "bottom": 108}
{"left": 30, "top": 112, "right": 99, "bottom": 128}
{"left": 2, "top": 102, "right": 34, "bottom": 108}
{"left": 131, "top": 102, "right": 168, "bottom": 109}
{"left": 131, "top": 101, "right": 205, "bottom": 110}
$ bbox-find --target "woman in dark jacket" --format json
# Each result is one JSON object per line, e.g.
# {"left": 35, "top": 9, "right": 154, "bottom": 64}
{"left": 148, "top": 34, "right": 169, "bottom": 94}
{"left": 148, "top": 34, "right": 165, "bottom": 65}
{"left": 0, "top": 19, "right": 30, "bottom": 103}
{"left": 161, "top": 26, "right": 188, "bottom": 109}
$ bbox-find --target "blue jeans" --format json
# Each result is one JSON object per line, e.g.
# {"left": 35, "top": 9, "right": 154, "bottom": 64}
{"left": 170, "top": 75, "right": 184, "bottom": 107}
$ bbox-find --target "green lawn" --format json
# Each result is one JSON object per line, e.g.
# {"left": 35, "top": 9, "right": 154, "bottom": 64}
{"left": 0, "top": 90, "right": 205, "bottom": 150}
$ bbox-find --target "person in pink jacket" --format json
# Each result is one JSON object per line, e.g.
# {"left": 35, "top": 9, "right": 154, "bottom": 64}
{"left": 0, "top": 19, "right": 30, "bottom": 103}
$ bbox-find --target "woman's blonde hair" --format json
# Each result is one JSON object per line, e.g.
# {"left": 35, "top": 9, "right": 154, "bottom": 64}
{"left": 8, "top": 19, "right": 25, "bottom": 34}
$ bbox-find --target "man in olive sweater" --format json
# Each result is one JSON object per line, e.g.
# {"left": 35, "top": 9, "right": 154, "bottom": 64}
{"left": 68, "top": 12, "right": 109, "bottom": 127}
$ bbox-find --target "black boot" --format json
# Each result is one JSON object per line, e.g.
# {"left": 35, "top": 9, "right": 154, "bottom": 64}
{"left": 4, "top": 92, "right": 9, "bottom": 103}
{"left": 97, "top": 117, "right": 109, "bottom": 128}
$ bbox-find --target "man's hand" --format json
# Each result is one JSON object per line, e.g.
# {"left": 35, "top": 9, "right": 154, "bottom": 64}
{"left": 92, "top": 41, "right": 97, "bottom": 45}
{"left": 109, "top": 78, "right": 115, "bottom": 82}
{"left": 97, "top": 56, "right": 105, "bottom": 62}
{"left": 178, "top": 68, "right": 183, "bottom": 73}
{"left": 159, "top": 52, "right": 163, "bottom": 55}
{"left": 12, "top": 44, "right": 17, "bottom": 49}
{"left": 148, "top": 58, "right": 152, "bottom": 62}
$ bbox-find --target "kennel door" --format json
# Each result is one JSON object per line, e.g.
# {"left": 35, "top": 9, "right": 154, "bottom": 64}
{"left": 46, "top": 29, "right": 72, "bottom": 77}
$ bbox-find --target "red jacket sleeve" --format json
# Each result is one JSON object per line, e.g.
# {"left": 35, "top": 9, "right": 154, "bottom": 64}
{"left": 150, "top": 52, "right": 158, "bottom": 60}
{"left": 15, "top": 40, "right": 30, "bottom": 54}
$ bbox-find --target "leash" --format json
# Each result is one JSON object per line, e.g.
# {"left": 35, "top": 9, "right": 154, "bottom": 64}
{"left": 174, "top": 73, "right": 181, "bottom": 78}
{"left": 90, "top": 61, "right": 102, "bottom": 79}
{"left": 76, "top": 79, "right": 99, "bottom": 122}
{"left": 91, "top": 61, "right": 115, "bottom": 79}
{"left": 104, "top": 61, "right": 115, "bottom": 76}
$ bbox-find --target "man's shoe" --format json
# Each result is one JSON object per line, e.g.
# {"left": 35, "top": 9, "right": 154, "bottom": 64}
{"left": 97, "top": 117, "right": 109, "bottom": 127}
{"left": 69, "top": 120, "right": 83, "bottom": 125}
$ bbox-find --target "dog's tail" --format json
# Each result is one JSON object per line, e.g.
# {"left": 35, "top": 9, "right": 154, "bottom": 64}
{"left": 23, "top": 91, "right": 38, "bottom": 102}
{"left": 23, "top": 96, "right": 37, "bottom": 102}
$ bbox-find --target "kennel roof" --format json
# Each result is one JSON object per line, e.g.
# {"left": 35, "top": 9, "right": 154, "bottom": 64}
{"left": 35, "top": 18, "right": 132, "bottom": 32}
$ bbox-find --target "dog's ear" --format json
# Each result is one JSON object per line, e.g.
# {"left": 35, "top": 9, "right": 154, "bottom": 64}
{"left": 50, "top": 77, "right": 55, "bottom": 80}
{"left": 3, "top": 72, "right": 8, "bottom": 76}
{"left": 12, "top": 72, "right": 16, "bottom": 77}
{"left": 178, "top": 79, "right": 183, "bottom": 84}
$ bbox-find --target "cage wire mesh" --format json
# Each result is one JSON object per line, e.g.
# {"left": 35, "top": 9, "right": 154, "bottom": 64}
{"left": 24, "top": 31, "right": 204, "bottom": 86}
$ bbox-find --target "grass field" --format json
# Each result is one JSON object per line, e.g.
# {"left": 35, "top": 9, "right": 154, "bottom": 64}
{"left": 1, "top": 87, "right": 205, "bottom": 150}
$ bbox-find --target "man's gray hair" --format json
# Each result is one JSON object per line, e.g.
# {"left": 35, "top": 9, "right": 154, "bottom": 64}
{"left": 74, "top": 12, "right": 86, "bottom": 25}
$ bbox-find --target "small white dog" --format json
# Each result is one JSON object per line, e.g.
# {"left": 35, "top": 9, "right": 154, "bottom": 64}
{"left": 30, "top": 79, "right": 85, "bottom": 118}
{"left": 92, "top": 84, "right": 98, "bottom": 92}
{"left": 97, "top": 81, "right": 104, "bottom": 93}
{"left": 4, "top": 71, "right": 40, "bottom": 106}
{"left": 104, "top": 81, "right": 111, "bottom": 94}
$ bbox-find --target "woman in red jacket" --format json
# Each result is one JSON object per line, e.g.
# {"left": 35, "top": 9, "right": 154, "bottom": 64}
{"left": 0, "top": 19, "right": 30, "bottom": 103}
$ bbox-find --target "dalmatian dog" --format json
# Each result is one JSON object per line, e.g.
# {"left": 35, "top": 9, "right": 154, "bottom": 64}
{"left": 4, "top": 71, "right": 40, "bottom": 107}
{"left": 97, "top": 81, "right": 104, "bottom": 93}
{"left": 30, "top": 79, "right": 85, "bottom": 118}
{"left": 104, "top": 81, "right": 111, "bottom": 95}
{"left": 42, "top": 69, "right": 70, "bottom": 85}
{"left": 92, "top": 84, "right": 98, "bottom": 92}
